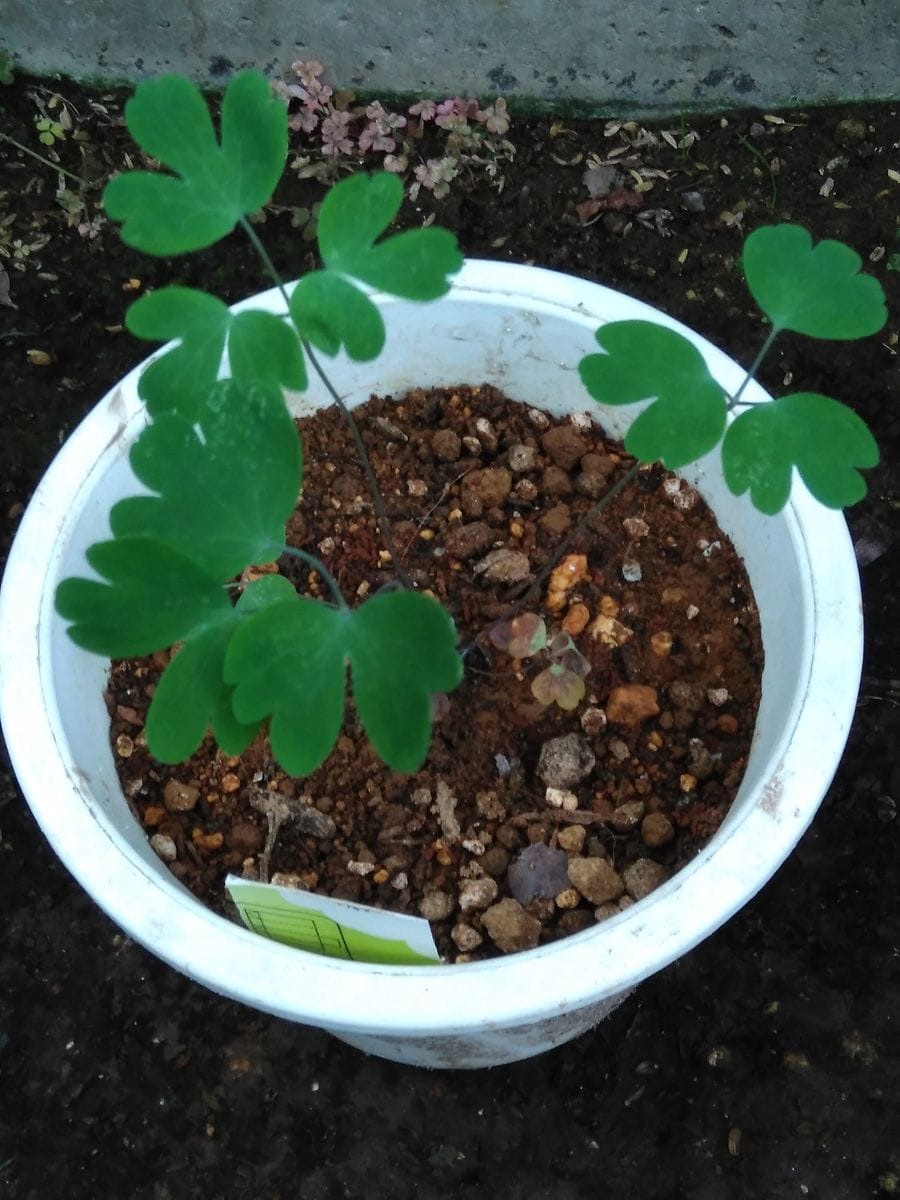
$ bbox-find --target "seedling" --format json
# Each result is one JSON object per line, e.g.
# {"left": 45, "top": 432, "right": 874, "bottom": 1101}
{"left": 55, "top": 70, "right": 887, "bottom": 783}
{"left": 489, "top": 614, "right": 591, "bottom": 711}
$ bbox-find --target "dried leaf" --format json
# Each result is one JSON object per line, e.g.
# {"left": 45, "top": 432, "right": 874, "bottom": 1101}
{"left": 0, "top": 263, "right": 16, "bottom": 309}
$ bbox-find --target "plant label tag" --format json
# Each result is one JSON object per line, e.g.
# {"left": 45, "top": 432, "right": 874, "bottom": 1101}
{"left": 225, "top": 875, "right": 442, "bottom": 966}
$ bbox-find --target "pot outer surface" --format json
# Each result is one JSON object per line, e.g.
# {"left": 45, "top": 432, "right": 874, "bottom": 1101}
{"left": 0, "top": 80, "right": 898, "bottom": 1199}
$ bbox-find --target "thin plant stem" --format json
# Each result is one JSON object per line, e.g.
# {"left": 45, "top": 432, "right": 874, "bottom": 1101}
{"left": 239, "top": 216, "right": 411, "bottom": 587}
{"left": 0, "top": 131, "right": 90, "bottom": 187}
{"left": 728, "top": 327, "right": 779, "bottom": 409}
{"left": 275, "top": 545, "right": 349, "bottom": 610}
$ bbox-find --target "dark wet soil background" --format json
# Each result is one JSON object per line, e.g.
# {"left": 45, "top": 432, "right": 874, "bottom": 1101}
{"left": 1, "top": 74, "right": 899, "bottom": 1199}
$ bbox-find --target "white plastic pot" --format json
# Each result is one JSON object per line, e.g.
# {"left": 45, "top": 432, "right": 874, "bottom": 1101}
{"left": 0, "top": 262, "right": 862, "bottom": 1068}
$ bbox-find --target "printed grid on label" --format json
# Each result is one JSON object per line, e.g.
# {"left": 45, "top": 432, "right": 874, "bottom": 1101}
{"left": 236, "top": 903, "right": 353, "bottom": 959}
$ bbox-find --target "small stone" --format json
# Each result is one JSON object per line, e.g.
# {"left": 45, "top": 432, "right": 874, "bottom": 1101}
{"left": 508, "top": 443, "right": 537, "bottom": 472}
{"left": 432, "top": 428, "right": 462, "bottom": 461}
{"left": 462, "top": 435, "right": 483, "bottom": 455}
{"left": 192, "top": 829, "right": 224, "bottom": 852}
{"left": 541, "top": 465, "right": 573, "bottom": 497}
{"left": 621, "top": 560, "right": 643, "bottom": 582}
{"left": 473, "top": 548, "right": 531, "bottom": 584}
{"left": 164, "top": 780, "right": 200, "bottom": 812}
{"left": 527, "top": 407, "right": 551, "bottom": 430}
{"left": 622, "top": 857, "right": 669, "bottom": 900}
{"left": 650, "top": 631, "right": 673, "bottom": 657}
{"left": 707, "top": 687, "right": 730, "bottom": 706}
{"left": 347, "top": 860, "right": 376, "bottom": 876}
{"left": 475, "top": 417, "right": 498, "bottom": 451}
{"left": 221, "top": 772, "right": 241, "bottom": 794}
{"left": 515, "top": 478, "right": 538, "bottom": 502}
{"left": 718, "top": 714, "right": 739, "bottom": 734}
{"left": 418, "top": 890, "right": 456, "bottom": 921}
{"left": 545, "top": 786, "right": 579, "bottom": 811}
{"left": 475, "top": 790, "right": 505, "bottom": 820}
{"left": 641, "top": 812, "right": 675, "bottom": 847}
{"left": 590, "top": 614, "right": 634, "bottom": 647}
{"left": 567, "top": 856, "right": 625, "bottom": 905}
{"left": 391, "top": 871, "right": 409, "bottom": 890}
{"left": 580, "top": 706, "right": 607, "bottom": 735}
{"left": 537, "top": 733, "right": 596, "bottom": 789}
{"left": 538, "top": 503, "right": 571, "bottom": 536}
{"left": 556, "top": 825, "right": 586, "bottom": 853}
{"left": 480, "top": 846, "right": 510, "bottom": 877}
{"left": 115, "top": 734, "right": 134, "bottom": 758}
{"left": 481, "top": 899, "right": 542, "bottom": 953}
{"left": 541, "top": 425, "right": 590, "bottom": 470}
{"left": 226, "top": 820, "right": 264, "bottom": 853}
{"left": 142, "top": 806, "right": 166, "bottom": 827}
{"left": 545, "top": 553, "right": 588, "bottom": 611}
{"left": 606, "top": 684, "right": 660, "bottom": 726}
{"left": 294, "top": 804, "right": 337, "bottom": 839}
{"left": 461, "top": 467, "right": 512, "bottom": 513}
{"left": 554, "top": 887, "right": 582, "bottom": 910}
{"left": 150, "top": 833, "right": 177, "bottom": 863}
{"left": 623, "top": 516, "right": 650, "bottom": 538}
{"left": 458, "top": 876, "right": 499, "bottom": 912}
{"left": 562, "top": 602, "right": 590, "bottom": 636}
{"left": 444, "top": 521, "right": 495, "bottom": 559}
{"left": 609, "top": 738, "right": 630, "bottom": 761}
{"left": 570, "top": 411, "right": 594, "bottom": 431}
{"left": 407, "top": 478, "right": 428, "bottom": 497}
{"left": 679, "top": 773, "right": 698, "bottom": 793}
{"left": 610, "top": 800, "right": 646, "bottom": 832}
{"left": 508, "top": 842, "right": 570, "bottom": 902}
{"left": 451, "top": 923, "right": 484, "bottom": 952}
{"left": 594, "top": 902, "right": 620, "bottom": 922}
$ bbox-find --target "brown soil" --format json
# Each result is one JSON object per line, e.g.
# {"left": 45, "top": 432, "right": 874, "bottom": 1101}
{"left": 107, "top": 384, "right": 761, "bottom": 961}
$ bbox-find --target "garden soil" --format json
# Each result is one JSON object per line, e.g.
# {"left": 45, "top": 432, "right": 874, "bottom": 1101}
{"left": 1, "top": 75, "right": 898, "bottom": 1199}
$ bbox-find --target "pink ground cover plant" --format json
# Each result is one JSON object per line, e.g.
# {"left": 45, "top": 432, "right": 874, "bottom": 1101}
{"left": 273, "top": 60, "right": 514, "bottom": 199}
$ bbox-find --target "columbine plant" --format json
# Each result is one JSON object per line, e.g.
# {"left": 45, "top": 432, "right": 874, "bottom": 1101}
{"left": 488, "top": 614, "right": 591, "bottom": 711}
{"left": 55, "top": 70, "right": 886, "bottom": 783}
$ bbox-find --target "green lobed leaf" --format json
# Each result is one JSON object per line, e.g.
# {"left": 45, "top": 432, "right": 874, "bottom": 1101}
{"left": 316, "top": 172, "right": 463, "bottom": 299}
{"left": 225, "top": 596, "right": 350, "bottom": 777}
{"left": 722, "top": 392, "right": 879, "bottom": 514}
{"left": 103, "top": 71, "right": 287, "bottom": 255}
{"left": 126, "top": 287, "right": 231, "bottom": 419}
{"left": 289, "top": 271, "right": 385, "bottom": 360}
{"left": 110, "top": 380, "right": 302, "bottom": 580}
{"left": 225, "top": 589, "right": 462, "bottom": 776}
{"left": 347, "top": 590, "right": 463, "bottom": 773}
{"left": 579, "top": 321, "right": 727, "bottom": 468}
{"left": 742, "top": 225, "right": 887, "bottom": 340}
{"left": 144, "top": 574, "right": 296, "bottom": 763}
{"left": 55, "top": 537, "right": 231, "bottom": 658}
{"left": 228, "top": 309, "right": 307, "bottom": 393}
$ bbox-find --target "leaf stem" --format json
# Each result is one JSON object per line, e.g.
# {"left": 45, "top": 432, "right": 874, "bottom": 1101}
{"left": 275, "top": 545, "right": 349, "bottom": 610}
{"left": 239, "top": 216, "right": 411, "bottom": 588}
{"left": 0, "top": 131, "right": 91, "bottom": 187}
{"left": 727, "top": 326, "right": 779, "bottom": 409}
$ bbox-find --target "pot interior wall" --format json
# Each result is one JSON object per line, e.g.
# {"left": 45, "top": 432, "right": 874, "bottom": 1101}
{"left": 44, "top": 275, "right": 814, "bottom": 885}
